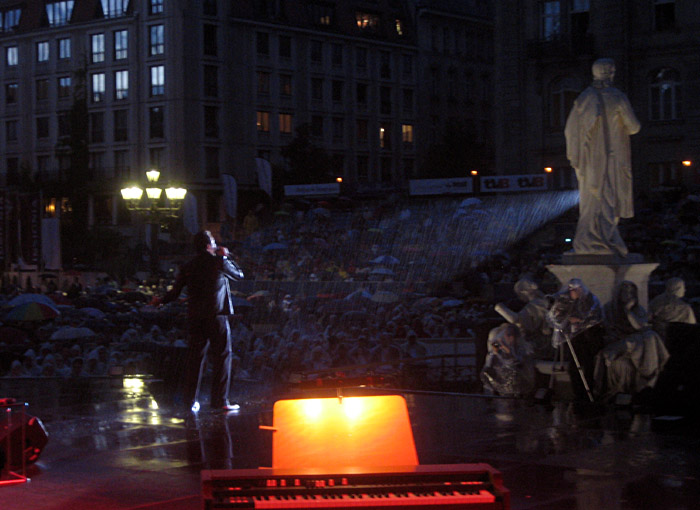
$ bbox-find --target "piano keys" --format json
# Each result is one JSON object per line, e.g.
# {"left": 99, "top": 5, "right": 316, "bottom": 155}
{"left": 202, "top": 463, "right": 510, "bottom": 509}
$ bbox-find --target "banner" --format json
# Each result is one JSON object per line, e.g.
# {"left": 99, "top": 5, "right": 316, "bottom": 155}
{"left": 408, "top": 177, "right": 474, "bottom": 196}
{"left": 256, "top": 158, "right": 272, "bottom": 196}
{"left": 221, "top": 174, "right": 238, "bottom": 218}
{"left": 284, "top": 183, "right": 340, "bottom": 197}
{"left": 182, "top": 192, "right": 199, "bottom": 235}
{"left": 480, "top": 174, "right": 548, "bottom": 193}
{"left": 41, "top": 218, "right": 61, "bottom": 270}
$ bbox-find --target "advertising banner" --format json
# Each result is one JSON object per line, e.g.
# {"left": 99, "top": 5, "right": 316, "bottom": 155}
{"left": 480, "top": 174, "right": 548, "bottom": 193}
{"left": 408, "top": 177, "right": 474, "bottom": 196}
{"left": 284, "top": 183, "right": 340, "bottom": 197}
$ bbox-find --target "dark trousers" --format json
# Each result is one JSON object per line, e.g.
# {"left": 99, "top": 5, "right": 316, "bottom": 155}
{"left": 184, "top": 315, "right": 232, "bottom": 408}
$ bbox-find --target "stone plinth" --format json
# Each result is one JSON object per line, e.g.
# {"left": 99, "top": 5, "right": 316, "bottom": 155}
{"left": 547, "top": 254, "right": 658, "bottom": 308}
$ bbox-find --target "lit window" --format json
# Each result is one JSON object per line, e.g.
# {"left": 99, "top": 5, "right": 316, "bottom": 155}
{"left": 58, "top": 38, "right": 71, "bottom": 59}
{"left": 58, "top": 76, "right": 71, "bottom": 98}
{"left": 395, "top": 19, "right": 403, "bottom": 36}
{"left": 6, "top": 45, "right": 18, "bottom": 66}
{"left": 650, "top": 67, "right": 680, "bottom": 121}
{"left": 379, "top": 123, "right": 391, "bottom": 149}
{"left": 115, "top": 70, "right": 129, "bottom": 100}
{"left": 150, "top": 25, "right": 164, "bottom": 55}
{"left": 101, "top": 0, "right": 129, "bottom": 18}
{"left": 91, "top": 73, "right": 105, "bottom": 102}
{"left": 402, "top": 124, "right": 413, "bottom": 143}
{"left": 356, "top": 12, "right": 379, "bottom": 31}
{"left": 541, "top": 1, "right": 561, "bottom": 41}
{"left": 150, "top": 0, "right": 163, "bottom": 15}
{"left": 1, "top": 8, "right": 21, "bottom": 32}
{"left": 257, "top": 111, "right": 270, "bottom": 132}
{"left": 46, "top": 2, "right": 72, "bottom": 26}
{"left": 36, "top": 41, "right": 49, "bottom": 62}
{"left": 279, "top": 113, "right": 293, "bottom": 134}
{"left": 150, "top": 65, "right": 165, "bottom": 96}
{"left": 114, "top": 29, "right": 128, "bottom": 59}
{"left": 91, "top": 33, "right": 105, "bottom": 63}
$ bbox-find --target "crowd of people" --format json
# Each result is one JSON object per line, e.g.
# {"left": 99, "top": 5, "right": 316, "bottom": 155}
{"left": 0, "top": 188, "right": 698, "bottom": 410}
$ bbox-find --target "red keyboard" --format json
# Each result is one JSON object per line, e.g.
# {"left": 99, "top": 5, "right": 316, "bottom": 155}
{"left": 202, "top": 464, "right": 509, "bottom": 509}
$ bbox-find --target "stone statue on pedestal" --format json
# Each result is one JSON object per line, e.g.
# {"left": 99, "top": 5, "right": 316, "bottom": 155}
{"left": 564, "top": 58, "right": 641, "bottom": 257}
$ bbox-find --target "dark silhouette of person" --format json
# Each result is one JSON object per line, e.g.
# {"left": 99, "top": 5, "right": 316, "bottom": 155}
{"left": 158, "top": 230, "right": 244, "bottom": 412}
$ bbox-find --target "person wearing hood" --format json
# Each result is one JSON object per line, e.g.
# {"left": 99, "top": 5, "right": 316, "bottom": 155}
{"left": 648, "top": 277, "right": 696, "bottom": 326}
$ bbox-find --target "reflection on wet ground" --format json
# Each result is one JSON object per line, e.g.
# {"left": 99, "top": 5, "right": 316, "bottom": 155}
{"left": 0, "top": 378, "right": 698, "bottom": 509}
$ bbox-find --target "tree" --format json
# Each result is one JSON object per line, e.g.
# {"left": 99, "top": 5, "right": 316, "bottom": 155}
{"left": 280, "top": 124, "right": 333, "bottom": 184}
{"left": 418, "top": 119, "right": 493, "bottom": 178}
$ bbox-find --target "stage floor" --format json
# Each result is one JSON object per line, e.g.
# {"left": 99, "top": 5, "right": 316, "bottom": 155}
{"left": 1, "top": 378, "right": 699, "bottom": 510}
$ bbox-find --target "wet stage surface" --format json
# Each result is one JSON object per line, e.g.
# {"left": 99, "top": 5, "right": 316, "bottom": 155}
{"left": 2, "top": 378, "right": 699, "bottom": 509}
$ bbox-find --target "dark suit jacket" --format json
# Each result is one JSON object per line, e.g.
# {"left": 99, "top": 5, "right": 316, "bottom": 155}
{"left": 162, "top": 252, "right": 244, "bottom": 318}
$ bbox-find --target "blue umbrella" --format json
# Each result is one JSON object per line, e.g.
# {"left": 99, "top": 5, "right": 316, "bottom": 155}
{"left": 262, "top": 242, "right": 288, "bottom": 251}
{"left": 8, "top": 293, "right": 57, "bottom": 308}
{"left": 371, "top": 255, "right": 400, "bottom": 265}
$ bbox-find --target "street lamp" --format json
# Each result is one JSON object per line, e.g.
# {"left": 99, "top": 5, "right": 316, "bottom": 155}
{"left": 120, "top": 169, "right": 187, "bottom": 274}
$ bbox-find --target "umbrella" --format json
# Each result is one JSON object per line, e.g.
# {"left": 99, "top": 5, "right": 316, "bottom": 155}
{"left": 339, "top": 311, "right": 373, "bottom": 324}
{"left": 412, "top": 296, "right": 441, "bottom": 310}
{"left": 5, "top": 302, "right": 60, "bottom": 322}
{"left": 8, "top": 293, "right": 57, "bottom": 308}
{"left": 459, "top": 197, "right": 482, "bottom": 208}
{"left": 441, "top": 299, "right": 464, "bottom": 308}
{"left": 263, "top": 242, "right": 288, "bottom": 251}
{"left": 370, "top": 291, "right": 399, "bottom": 303}
{"left": 50, "top": 326, "right": 96, "bottom": 341}
{"left": 344, "top": 289, "right": 373, "bottom": 301}
{"left": 78, "top": 307, "right": 106, "bottom": 319}
{"left": 370, "top": 267, "right": 395, "bottom": 276}
{"left": 371, "top": 255, "right": 400, "bottom": 265}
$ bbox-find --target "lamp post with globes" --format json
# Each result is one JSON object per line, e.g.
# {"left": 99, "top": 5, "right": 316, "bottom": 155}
{"left": 120, "top": 169, "right": 187, "bottom": 275}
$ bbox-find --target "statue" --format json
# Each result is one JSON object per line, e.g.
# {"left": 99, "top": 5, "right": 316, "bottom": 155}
{"left": 564, "top": 58, "right": 641, "bottom": 257}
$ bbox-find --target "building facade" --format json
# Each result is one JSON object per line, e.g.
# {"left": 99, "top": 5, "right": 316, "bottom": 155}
{"left": 494, "top": 0, "right": 700, "bottom": 192}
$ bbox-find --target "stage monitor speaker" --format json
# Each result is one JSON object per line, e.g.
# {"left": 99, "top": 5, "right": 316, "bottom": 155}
{"left": 0, "top": 408, "right": 49, "bottom": 471}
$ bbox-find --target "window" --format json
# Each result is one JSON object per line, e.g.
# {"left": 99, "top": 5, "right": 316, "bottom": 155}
{"left": 402, "top": 88, "right": 413, "bottom": 112}
{"left": 311, "top": 40, "right": 322, "bottom": 63}
{"left": 381, "top": 157, "right": 392, "bottom": 182}
{"left": 37, "top": 155, "right": 52, "bottom": 181}
{"left": 58, "top": 38, "right": 71, "bottom": 59}
{"left": 402, "top": 54, "right": 413, "bottom": 79}
{"left": 402, "top": 124, "right": 413, "bottom": 144}
{"left": 650, "top": 161, "right": 680, "bottom": 187}
{"left": 380, "top": 86, "right": 391, "bottom": 115}
{"left": 150, "top": 65, "right": 164, "bottom": 96}
{"left": 92, "top": 73, "right": 105, "bottom": 102}
{"left": 203, "top": 24, "right": 217, "bottom": 56}
{"left": 89, "top": 152, "right": 103, "bottom": 177}
{"left": 540, "top": 1, "right": 561, "bottom": 41}
{"left": 356, "top": 155, "right": 368, "bottom": 181}
{"left": 571, "top": 0, "right": 590, "bottom": 44}
{"left": 91, "top": 33, "right": 105, "bottom": 63}
{"left": 356, "top": 47, "right": 367, "bottom": 69}
{"left": 6, "top": 158, "right": 19, "bottom": 185}
{"left": 279, "top": 113, "right": 293, "bottom": 134}
{"left": 149, "top": 147, "right": 163, "bottom": 169}
{"left": 395, "top": 19, "right": 404, "bottom": 36}
{"left": 550, "top": 77, "right": 579, "bottom": 128}
{"left": 149, "top": 106, "right": 164, "bottom": 138}
{"left": 203, "top": 0, "right": 217, "bottom": 16}
{"left": 46, "top": 2, "right": 73, "bottom": 26}
{"left": 6, "top": 46, "right": 18, "bottom": 66}
{"left": 114, "top": 110, "right": 128, "bottom": 141}
{"left": 256, "top": 111, "right": 270, "bottom": 132}
{"left": 332, "top": 117, "right": 344, "bottom": 141}
{"left": 332, "top": 80, "right": 343, "bottom": 102}
{"left": 114, "top": 150, "right": 129, "bottom": 179}
{"left": 280, "top": 74, "right": 292, "bottom": 96}
{"left": 256, "top": 32, "right": 269, "bottom": 55}
{"left": 57, "top": 76, "right": 71, "bottom": 99}
{"left": 356, "top": 12, "right": 379, "bottom": 31}
{"left": 90, "top": 112, "right": 104, "bottom": 143}
{"left": 36, "top": 117, "right": 50, "bottom": 139}
{"left": 6, "top": 120, "right": 17, "bottom": 142}
{"left": 379, "top": 51, "right": 391, "bottom": 79}
{"left": 279, "top": 35, "right": 291, "bottom": 58}
{"left": 204, "top": 65, "right": 218, "bottom": 97}
{"left": 150, "top": 25, "right": 164, "bottom": 55}
{"left": 114, "top": 29, "right": 128, "bottom": 59}
{"left": 58, "top": 112, "right": 70, "bottom": 137}
{"left": 257, "top": 71, "right": 270, "bottom": 94}
{"left": 101, "top": 0, "right": 129, "bottom": 18}
{"left": 36, "top": 78, "right": 49, "bottom": 101}
{"left": 205, "top": 147, "right": 219, "bottom": 179}
{"left": 1, "top": 8, "right": 21, "bottom": 32}
{"left": 356, "top": 119, "right": 368, "bottom": 141}
{"left": 115, "top": 70, "right": 128, "bottom": 100}
{"left": 311, "top": 115, "right": 323, "bottom": 137}
{"left": 655, "top": 0, "right": 675, "bottom": 31}
{"left": 204, "top": 106, "right": 218, "bottom": 138}
{"left": 650, "top": 68, "right": 680, "bottom": 121}
{"left": 332, "top": 43, "right": 343, "bottom": 67}
{"left": 379, "top": 123, "right": 391, "bottom": 149}
{"left": 311, "top": 78, "right": 323, "bottom": 101}
{"left": 150, "top": 0, "right": 163, "bottom": 15}
{"left": 356, "top": 83, "right": 368, "bottom": 106}
{"left": 36, "top": 41, "right": 49, "bottom": 62}
{"left": 5, "top": 83, "right": 17, "bottom": 104}
{"left": 309, "top": 3, "right": 333, "bottom": 25}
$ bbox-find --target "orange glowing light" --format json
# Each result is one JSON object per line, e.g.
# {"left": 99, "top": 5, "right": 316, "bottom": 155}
{"left": 544, "top": 167, "right": 553, "bottom": 173}
{"left": 336, "top": 177, "right": 343, "bottom": 183}
{"left": 270, "top": 395, "right": 418, "bottom": 470}
{"left": 471, "top": 170, "right": 478, "bottom": 175}
{"left": 682, "top": 160, "right": 692, "bottom": 167}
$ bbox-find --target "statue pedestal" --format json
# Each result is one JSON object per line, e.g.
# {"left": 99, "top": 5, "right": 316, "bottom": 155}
{"left": 547, "top": 254, "right": 658, "bottom": 307}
